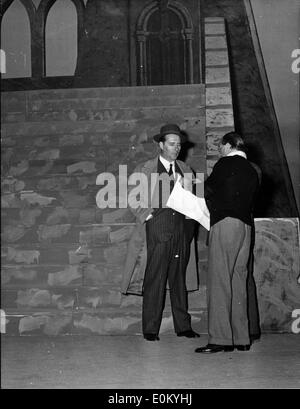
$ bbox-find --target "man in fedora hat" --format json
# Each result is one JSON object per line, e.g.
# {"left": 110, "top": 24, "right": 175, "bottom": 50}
{"left": 122, "top": 123, "right": 199, "bottom": 341}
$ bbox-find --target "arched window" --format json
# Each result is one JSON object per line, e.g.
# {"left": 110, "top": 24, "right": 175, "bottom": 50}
{"left": 45, "top": 0, "right": 77, "bottom": 76}
{"left": 1, "top": 0, "right": 31, "bottom": 78}
{"left": 136, "top": 0, "right": 194, "bottom": 86}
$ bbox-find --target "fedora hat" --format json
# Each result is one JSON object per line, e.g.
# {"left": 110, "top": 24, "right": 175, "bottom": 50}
{"left": 153, "top": 123, "right": 187, "bottom": 143}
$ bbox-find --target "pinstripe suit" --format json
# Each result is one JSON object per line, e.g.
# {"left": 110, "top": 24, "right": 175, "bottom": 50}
{"left": 142, "top": 159, "right": 192, "bottom": 335}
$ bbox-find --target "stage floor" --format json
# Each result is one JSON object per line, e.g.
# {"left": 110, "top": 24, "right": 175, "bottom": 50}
{"left": 1, "top": 333, "right": 300, "bottom": 389}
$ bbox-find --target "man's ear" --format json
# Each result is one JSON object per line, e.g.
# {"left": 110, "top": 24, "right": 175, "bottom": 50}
{"left": 159, "top": 141, "right": 164, "bottom": 150}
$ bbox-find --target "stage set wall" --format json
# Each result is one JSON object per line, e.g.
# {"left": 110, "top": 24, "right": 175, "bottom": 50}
{"left": 1, "top": 1, "right": 299, "bottom": 336}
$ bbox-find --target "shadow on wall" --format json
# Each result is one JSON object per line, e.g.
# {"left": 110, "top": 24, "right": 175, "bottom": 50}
{"left": 246, "top": 142, "right": 277, "bottom": 217}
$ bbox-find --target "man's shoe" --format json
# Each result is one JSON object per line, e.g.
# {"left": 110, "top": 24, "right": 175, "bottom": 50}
{"left": 144, "top": 334, "right": 159, "bottom": 341}
{"left": 177, "top": 330, "right": 200, "bottom": 338}
{"left": 195, "top": 344, "right": 234, "bottom": 353}
{"left": 235, "top": 344, "right": 251, "bottom": 351}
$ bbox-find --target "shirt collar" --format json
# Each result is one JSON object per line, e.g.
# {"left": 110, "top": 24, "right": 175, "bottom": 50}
{"left": 159, "top": 155, "right": 175, "bottom": 171}
{"left": 226, "top": 150, "right": 247, "bottom": 159}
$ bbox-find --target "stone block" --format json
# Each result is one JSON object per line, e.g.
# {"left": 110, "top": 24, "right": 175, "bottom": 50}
{"left": 20, "top": 191, "right": 57, "bottom": 206}
{"left": 43, "top": 313, "right": 73, "bottom": 336}
{"left": 18, "top": 312, "right": 73, "bottom": 335}
{"left": 68, "top": 248, "right": 91, "bottom": 265}
{"left": 48, "top": 265, "right": 83, "bottom": 287}
{"left": 60, "top": 191, "right": 91, "bottom": 209}
{"left": 4, "top": 247, "right": 40, "bottom": 264}
{"left": 102, "top": 208, "right": 135, "bottom": 223}
{"left": 1, "top": 176, "right": 26, "bottom": 194}
{"left": 206, "top": 87, "right": 232, "bottom": 106}
{"left": 67, "top": 161, "right": 97, "bottom": 175}
{"left": 205, "top": 36, "right": 227, "bottom": 50}
{"left": 205, "top": 23, "right": 225, "bottom": 35}
{"left": 37, "top": 224, "right": 71, "bottom": 242}
{"left": 52, "top": 291, "right": 76, "bottom": 309}
{"left": 1, "top": 265, "right": 79, "bottom": 288}
{"left": 79, "top": 226, "right": 111, "bottom": 245}
{"left": 1, "top": 193, "right": 22, "bottom": 208}
{"left": 73, "top": 312, "right": 141, "bottom": 335}
{"left": 206, "top": 109, "right": 234, "bottom": 128}
{"left": 78, "top": 287, "right": 122, "bottom": 309}
{"left": 206, "top": 67, "right": 230, "bottom": 84}
{"left": 1, "top": 266, "right": 38, "bottom": 286}
{"left": 78, "top": 208, "right": 97, "bottom": 224}
{"left": 205, "top": 17, "right": 224, "bottom": 23}
{"left": 59, "top": 134, "right": 85, "bottom": 146}
{"left": 1, "top": 225, "right": 27, "bottom": 243}
{"left": 83, "top": 264, "right": 109, "bottom": 285}
{"left": 2, "top": 244, "right": 67, "bottom": 266}
{"left": 16, "top": 288, "right": 52, "bottom": 307}
{"left": 206, "top": 50, "right": 229, "bottom": 67}
{"left": 19, "top": 315, "right": 49, "bottom": 334}
{"left": 104, "top": 242, "right": 128, "bottom": 266}
{"left": 45, "top": 207, "right": 70, "bottom": 225}
{"left": 8, "top": 160, "right": 29, "bottom": 177}
{"left": 19, "top": 208, "right": 42, "bottom": 227}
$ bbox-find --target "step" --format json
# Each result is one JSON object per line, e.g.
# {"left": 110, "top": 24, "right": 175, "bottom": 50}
{"left": 1, "top": 221, "right": 136, "bottom": 244}
{"left": 1, "top": 142, "right": 157, "bottom": 164}
{"left": 1, "top": 84, "right": 205, "bottom": 106}
{"left": 1, "top": 240, "right": 130, "bottom": 266}
{"left": 1, "top": 308, "right": 207, "bottom": 336}
{"left": 1, "top": 207, "right": 135, "bottom": 225}
{"left": 1, "top": 105, "right": 205, "bottom": 123}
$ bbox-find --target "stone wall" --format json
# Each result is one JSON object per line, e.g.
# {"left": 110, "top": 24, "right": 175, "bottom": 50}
{"left": 1, "top": 84, "right": 207, "bottom": 336}
{"left": 253, "top": 218, "right": 300, "bottom": 333}
{"left": 204, "top": 17, "right": 234, "bottom": 175}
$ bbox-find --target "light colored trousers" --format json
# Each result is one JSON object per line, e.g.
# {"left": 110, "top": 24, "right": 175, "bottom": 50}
{"left": 207, "top": 217, "right": 251, "bottom": 345}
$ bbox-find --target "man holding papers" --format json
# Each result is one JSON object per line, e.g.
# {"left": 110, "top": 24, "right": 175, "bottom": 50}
{"left": 122, "top": 124, "right": 199, "bottom": 341}
{"left": 195, "top": 132, "right": 259, "bottom": 354}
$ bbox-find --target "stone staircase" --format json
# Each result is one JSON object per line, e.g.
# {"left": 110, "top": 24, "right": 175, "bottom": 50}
{"left": 1, "top": 84, "right": 208, "bottom": 336}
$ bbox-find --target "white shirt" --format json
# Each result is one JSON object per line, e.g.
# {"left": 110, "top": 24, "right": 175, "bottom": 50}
{"left": 159, "top": 155, "right": 175, "bottom": 177}
{"left": 145, "top": 156, "right": 175, "bottom": 221}
{"left": 226, "top": 150, "right": 247, "bottom": 159}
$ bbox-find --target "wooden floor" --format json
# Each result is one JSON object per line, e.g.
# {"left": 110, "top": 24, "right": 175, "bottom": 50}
{"left": 1, "top": 333, "right": 300, "bottom": 389}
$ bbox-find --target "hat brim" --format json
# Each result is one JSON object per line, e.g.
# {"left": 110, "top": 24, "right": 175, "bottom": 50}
{"left": 153, "top": 132, "right": 187, "bottom": 143}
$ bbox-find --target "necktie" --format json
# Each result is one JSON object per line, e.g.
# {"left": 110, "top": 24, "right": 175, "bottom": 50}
{"left": 168, "top": 164, "right": 173, "bottom": 177}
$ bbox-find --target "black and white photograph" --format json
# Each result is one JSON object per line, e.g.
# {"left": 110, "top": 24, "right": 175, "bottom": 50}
{"left": 1, "top": 0, "right": 299, "bottom": 394}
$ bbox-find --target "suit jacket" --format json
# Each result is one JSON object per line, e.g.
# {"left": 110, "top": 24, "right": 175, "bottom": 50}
{"left": 205, "top": 155, "right": 259, "bottom": 227}
{"left": 121, "top": 156, "right": 199, "bottom": 295}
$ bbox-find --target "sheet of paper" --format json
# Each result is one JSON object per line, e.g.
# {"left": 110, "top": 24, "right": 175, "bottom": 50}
{"left": 166, "top": 180, "right": 210, "bottom": 230}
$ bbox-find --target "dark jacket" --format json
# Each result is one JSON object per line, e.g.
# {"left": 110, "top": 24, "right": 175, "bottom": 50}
{"left": 205, "top": 155, "right": 259, "bottom": 227}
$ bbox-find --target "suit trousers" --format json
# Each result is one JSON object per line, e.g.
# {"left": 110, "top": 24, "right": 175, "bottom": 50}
{"left": 207, "top": 217, "right": 251, "bottom": 345}
{"left": 142, "top": 216, "right": 191, "bottom": 335}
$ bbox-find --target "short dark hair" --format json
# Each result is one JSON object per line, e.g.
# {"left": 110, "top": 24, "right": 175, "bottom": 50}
{"left": 221, "top": 132, "right": 246, "bottom": 152}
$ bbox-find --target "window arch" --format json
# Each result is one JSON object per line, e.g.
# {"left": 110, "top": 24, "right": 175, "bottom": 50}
{"left": 45, "top": 0, "right": 77, "bottom": 76}
{"left": 1, "top": 0, "right": 32, "bottom": 78}
{"left": 136, "top": 0, "right": 194, "bottom": 86}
